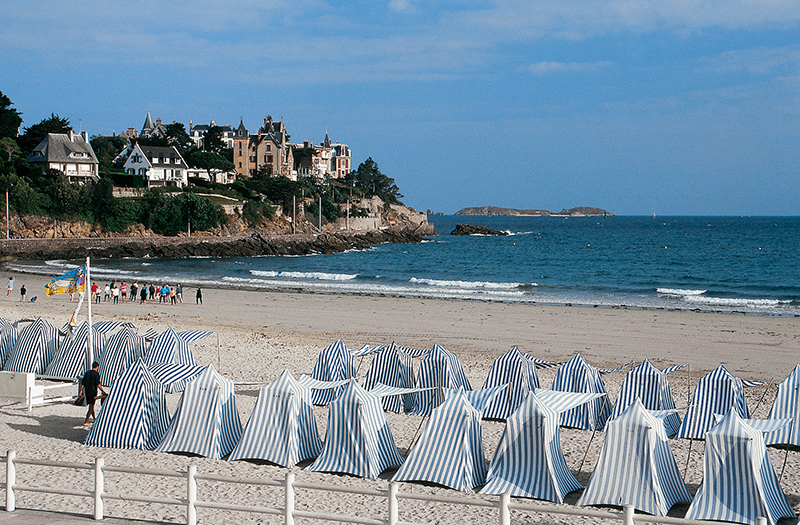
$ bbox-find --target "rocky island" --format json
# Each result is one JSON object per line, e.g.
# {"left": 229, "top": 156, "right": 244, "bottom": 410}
{"left": 454, "top": 206, "right": 612, "bottom": 217}
{"left": 450, "top": 224, "right": 509, "bottom": 236}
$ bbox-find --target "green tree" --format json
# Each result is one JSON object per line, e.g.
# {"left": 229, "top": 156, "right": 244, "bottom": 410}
{"left": 145, "top": 190, "right": 226, "bottom": 236}
{"left": 164, "top": 122, "right": 193, "bottom": 154}
{"left": 0, "top": 137, "right": 20, "bottom": 162}
{"left": 348, "top": 157, "right": 403, "bottom": 204}
{"left": 90, "top": 135, "right": 128, "bottom": 174}
{"left": 187, "top": 150, "right": 234, "bottom": 179}
{"left": 0, "top": 91, "right": 23, "bottom": 139}
{"left": 202, "top": 126, "right": 226, "bottom": 154}
{"left": 17, "top": 114, "right": 72, "bottom": 156}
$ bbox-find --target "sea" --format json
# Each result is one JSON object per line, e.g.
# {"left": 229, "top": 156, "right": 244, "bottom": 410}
{"left": 7, "top": 215, "right": 800, "bottom": 317}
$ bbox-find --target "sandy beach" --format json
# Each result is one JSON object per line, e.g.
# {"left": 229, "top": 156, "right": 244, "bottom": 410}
{"left": 1, "top": 272, "right": 799, "bottom": 524}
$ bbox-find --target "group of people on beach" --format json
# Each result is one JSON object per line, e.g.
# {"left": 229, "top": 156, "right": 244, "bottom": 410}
{"left": 89, "top": 280, "right": 203, "bottom": 305}
{"left": 6, "top": 275, "right": 35, "bottom": 303}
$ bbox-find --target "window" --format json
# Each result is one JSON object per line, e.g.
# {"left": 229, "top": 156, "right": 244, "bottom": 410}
{"left": 139, "top": 168, "right": 147, "bottom": 175}
{"left": 267, "top": 155, "right": 273, "bottom": 163}
{"left": 266, "top": 144, "right": 271, "bottom": 152}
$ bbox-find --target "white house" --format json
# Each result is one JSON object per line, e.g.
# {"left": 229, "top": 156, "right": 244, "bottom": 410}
{"left": 26, "top": 131, "right": 100, "bottom": 184}
{"left": 122, "top": 143, "right": 188, "bottom": 188}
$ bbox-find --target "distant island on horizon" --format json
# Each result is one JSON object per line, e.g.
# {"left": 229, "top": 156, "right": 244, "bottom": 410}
{"left": 452, "top": 206, "right": 613, "bottom": 217}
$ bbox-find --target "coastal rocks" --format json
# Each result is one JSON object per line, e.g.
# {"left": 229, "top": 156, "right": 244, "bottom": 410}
{"left": 450, "top": 224, "right": 509, "bottom": 236}
{"left": 10, "top": 215, "right": 104, "bottom": 239}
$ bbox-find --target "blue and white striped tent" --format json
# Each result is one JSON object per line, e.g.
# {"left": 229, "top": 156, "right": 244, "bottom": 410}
{"left": 85, "top": 358, "right": 171, "bottom": 450}
{"left": 2, "top": 317, "right": 61, "bottom": 374}
{"left": 608, "top": 360, "right": 684, "bottom": 436}
{"left": 144, "top": 328, "right": 197, "bottom": 367}
{"left": 0, "top": 318, "right": 19, "bottom": 369}
{"left": 765, "top": 365, "right": 800, "bottom": 446}
{"left": 677, "top": 364, "right": 760, "bottom": 439}
{"left": 44, "top": 321, "right": 104, "bottom": 379}
{"left": 310, "top": 340, "right": 355, "bottom": 406}
{"left": 551, "top": 354, "right": 627, "bottom": 430}
{"left": 306, "top": 378, "right": 404, "bottom": 479}
{"left": 411, "top": 343, "right": 472, "bottom": 416}
{"left": 99, "top": 327, "right": 147, "bottom": 386}
{"left": 154, "top": 365, "right": 242, "bottom": 459}
{"left": 175, "top": 330, "right": 213, "bottom": 343}
{"left": 482, "top": 347, "right": 540, "bottom": 420}
{"left": 480, "top": 389, "right": 605, "bottom": 503}
{"left": 685, "top": 409, "right": 794, "bottom": 525}
{"left": 148, "top": 362, "right": 205, "bottom": 394}
{"left": 363, "top": 342, "right": 416, "bottom": 413}
{"left": 578, "top": 399, "right": 692, "bottom": 516}
{"left": 229, "top": 370, "right": 322, "bottom": 467}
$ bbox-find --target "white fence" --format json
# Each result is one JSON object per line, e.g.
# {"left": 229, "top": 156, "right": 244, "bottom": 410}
{"left": 1, "top": 451, "right": 766, "bottom": 525}
{"left": 0, "top": 371, "right": 75, "bottom": 411}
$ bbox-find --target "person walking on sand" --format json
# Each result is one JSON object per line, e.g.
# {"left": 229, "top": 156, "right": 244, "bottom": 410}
{"left": 81, "top": 361, "right": 106, "bottom": 426}
{"left": 140, "top": 286, "right": 147, "bottom": 304}
{"left": 19, "top": 284, "right": 26, "bottom": 302}
{"left": 176, "top": 284, "right": 183, "bottom": 303}
{"left": 196, "top": 287, "right": 202, "bottom": 305}
{"left": 7, "top": 276, "right": 14, "bottom": 296}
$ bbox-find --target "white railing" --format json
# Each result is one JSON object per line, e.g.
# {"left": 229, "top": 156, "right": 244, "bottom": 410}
{"left": 1, "top": 451, "right": 767, "bottom": 525}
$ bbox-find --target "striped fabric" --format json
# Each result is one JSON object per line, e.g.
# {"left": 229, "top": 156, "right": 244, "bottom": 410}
{"left": 175, "top": 330, "right": 214, "bottom": 343}
{"left": 85, "top": 359, "right": 171, "bottom": 450}
{"left": 608, "top": 360, "right": 683, "bottom": 436}
{"left": 685, "top": 409, "right": 795, "bottom": 525}
{"left": 363, "top": 342, "right": 416, "bottom": 413}
{"left": 765, "top": 365, "right": 800, "bottom": 446}
{"left": 677, "top": 364, "right": 753, "bottom": 439}
{"left": 480, "top": 389, "right": 600, "bottom": 503}
{"left": 91, "top": 321, "right": 131, "bottom": 335}
{"left": 482, "top": 347, "right": 539, "bottom": 420}
{"left": 368, "top": 383, "right": 434, "bottom": 398}
{"left": 154, "top": 365, "right": 242, "bottom": 459}
{"left": 143, "top": 327, "right": 159, "bottom": 341}
{"left": 443, "top": 384, "right": 507, "bottom": 416}
{"left": 297, "top": 374, "right": 350, "bottom": 391}
{"left": 578, "top": 399, "right": 692, "bottom": 516}
{"left": 229, "top": 370, "right": 322, "bottom": 467}
{"left": 2, "top": 317, "right": 60, "bottom": 374}
{"left": 411, "top": 344, "right": 471, "bottom": 416}
{"left": 144, "top": 328, "right": 197, "bottom": 367}
{"left": 350, "top": 343, "right": 378, "bottom": 357}
{"left": 550, "top": 354, "right": 617, "bottom": 430}
{"left": 44, "top": 322, "right": 104, "bottom": 379}
{"left": 310, "top": 340, "right": 355, "bottom": 405}
{"left": 99, "top": 327, "right": 147, "bottom": 386}
{"left": 148, "top": 362, "right": 204, "bottom": 394}
{"left": 0, "top": 318, "right": 19, "bottom": 369}
{"left": 306, "top": 378, "right": 403, "bottom": 479}
{"left": 526, "top": 356, "right": 566, "bottom": 369}
{"left": 393, "top": 388, "right": 487, "bottom": 491}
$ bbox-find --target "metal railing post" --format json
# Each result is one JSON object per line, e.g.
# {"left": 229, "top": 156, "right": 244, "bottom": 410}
{"left": 500, "top": 493, "right": 511, "bottom": 525}
{"left": 5, "top": 450, "right": 15, "bottom": 512}
{"left": 187, "top": 464, "right": 197, "bottom": 525}
{"left": 623, "top": 505, "right": 634, "bottom": 525}
{"left": 94, "top": 457, "right": 104, "bottom": 520}
{"left": 755, "top": 518, "right": 767, "bottom": 525}
{"left": 285, "top": 471, "right": 295, "bottom": 525}
{"left": 388, "top": 482, "right": 398, "bottom": 525}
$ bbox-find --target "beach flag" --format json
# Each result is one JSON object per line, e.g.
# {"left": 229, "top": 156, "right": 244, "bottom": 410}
{"left": 44, "top": 265, "right": 86, "bottom": 296}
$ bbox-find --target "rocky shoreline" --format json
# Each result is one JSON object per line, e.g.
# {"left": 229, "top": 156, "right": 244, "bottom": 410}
{"left": 0, "top": 228, "right": 431, "bottom": 261}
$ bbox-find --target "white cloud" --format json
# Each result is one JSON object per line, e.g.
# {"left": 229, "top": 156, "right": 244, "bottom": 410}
{"left": 524, "top": 61, "right": 615, "bottom": 74}
{"left": 388, "top": 0, "right": 416, "bottom": 14}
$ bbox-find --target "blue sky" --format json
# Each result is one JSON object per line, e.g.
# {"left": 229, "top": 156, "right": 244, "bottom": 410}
{"left": 1, "top": 0, "right": 798, "bottom": 215}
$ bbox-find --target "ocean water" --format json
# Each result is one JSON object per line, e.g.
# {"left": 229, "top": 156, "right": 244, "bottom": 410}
{"left": 9, "top": 216, "right": 800, "bottom": 316}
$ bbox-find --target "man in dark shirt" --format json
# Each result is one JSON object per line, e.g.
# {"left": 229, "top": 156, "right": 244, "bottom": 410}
{"left": 81, "top": 361, "right": 106, "bottom": 426}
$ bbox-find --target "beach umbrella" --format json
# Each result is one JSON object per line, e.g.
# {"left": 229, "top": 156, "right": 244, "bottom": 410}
{"left": 306, "top": 379, "right": 403, "bottom": 479}
{"left": 44, "top": 321, "right": 104, "bottom": 379}
{"left": 229, "top": 370, "right": 322, "bottom": 467}
{"left": 99, "top": 326, "right": 147, "bottom": 386}
{"left": 144, "top": 328, "right": 197, "bottom": 367}
{"left": 608, "top": 360, "right": 683, "bottom": 436}
{"left": 154, "top": 365, "right": 242, "bottom": 459}
{"left": 85, "top": 358, "right": 170, "bottom": 450}
{"left": 310, "top": 340, "right": 355, "bottom": 405}
{"left": 578, "top": 399, "right": 691, "bottom": 516}
{"left": 685, "top": 409, "right": 794, "bottom": 525}
{"left": 363, "top": 342, "right": 416, "bottom": 413}
{"left": 482, "top": 346, "right": 539, "bottom": 420}
{"left": 765, "top": 365, "right": 800, "bottom": 447}
{"left": 411, "top": 343, "right": 471, "bottom": 416}
{"left": 2, "top": 317, "right": 60, "bottom": 374}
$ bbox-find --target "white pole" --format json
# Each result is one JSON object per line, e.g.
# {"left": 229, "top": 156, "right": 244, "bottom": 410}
{"left": 5, "top": 189, "right": 8, "bottom": 240}
{"left": 285, "top": 471, "right": 295, "bottom": 525}
{"left": 94, "top": 457, "right": 104, "bottom": 520}
{"left": 388, "top": 482, "right": 398, "bottom": 525}
{"left": 499, "top": 493, "right": 511, "bottom": 525}
{"left": 623, "top": 505, "right": 635, "bottom": 525}
{"left": 5, "top": 450, "right": 15, "bottom": 512}
{"left": 86, "top": 257, "right": 94, "bottom": 367}
{"left": 187, "top": 464, "right": 197, "bottom": 525}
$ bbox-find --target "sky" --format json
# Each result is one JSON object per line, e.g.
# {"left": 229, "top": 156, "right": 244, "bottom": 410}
{"left": 1, "top": 1, "right": 799, "bottom": 216}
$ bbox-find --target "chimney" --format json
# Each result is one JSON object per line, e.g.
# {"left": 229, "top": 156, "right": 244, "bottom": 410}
{"left": 304, "top": 140, "right": 310, "bottom": 148}
{"left": 82, "top": 131, "right": 89, "bottom": 142}
{"left": 156, "top": 117, "right": 162, "bottom": 126}
{"left": 69, "top": 130, "right": 74, "bottom": 141}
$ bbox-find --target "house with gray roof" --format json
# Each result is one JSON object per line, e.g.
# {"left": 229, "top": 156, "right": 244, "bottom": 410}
{"left": 26, "top": 131, "right": 100, "bottom": 184}
{"left": 121, "top": 143, "right": 188, "bottom": 188}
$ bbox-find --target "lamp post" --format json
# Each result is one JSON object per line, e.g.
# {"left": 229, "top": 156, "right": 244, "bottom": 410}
{"left": 5, "top": 186, "right": 10, "bottom": 240}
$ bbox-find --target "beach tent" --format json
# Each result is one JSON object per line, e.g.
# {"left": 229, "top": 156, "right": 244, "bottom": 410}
{"left": 306, "top": 378, "right": 403, "bottom": 479}
{"left": 43, "top": 321, "right": 104, "bottom": 379}
{"left": 98, "top": 327, "right": 147, "bottom": 386}
{"left": 229, "top": 370, "right": 322, "bottom": 467}
{"left": 363, "top": 342, "right": 416, "bottom": 413}
{"left": 2, "top": 317, "right": 61, "bottom": 374}
{"left": 608, "top": 360, "right": 684, "bottom": 436}
{"left": 677, "top": 364, "right": 761, "bottom": 439}
{"left": 144, "top": 328, "right": 197, "bottom": 367}
{"left": 482, "top": 346, "right": 540, "bottom": 420}
{"left": 550, "top": 353, "right": 627, "bottom": 430}
{"left": 310, "top": 340, "right": 355, "bottom": 405}
{"left": 0, "top": 318, "right": 18, "bottom": 369}
{"left": 578, "top": 399, "right": 691, "bottom": 516}
{"left": 154, "top": 365, "right": 242, "bottom": 459}
{"left": 411, "top": 343, "right": 471, "bottom": 416}
{"left": 685, "top": 409, "right": 794, "bottom": 525}
{"left": 392, "top": 386, "right": 504, "bottom": 491}
{"left": 148, "top": 362, "right": 205, "bottom": 394}
{"left": 765, "top": 365, "right": 800, "bottom": 446}
{"left": 84, "top": 358, "right": 170, "bottom": 450}
{"left": 480, "top": 389, "right": 605, "bottom": 503}
{"left": 175, "top": 330, "right": 214, "bottom": 343}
